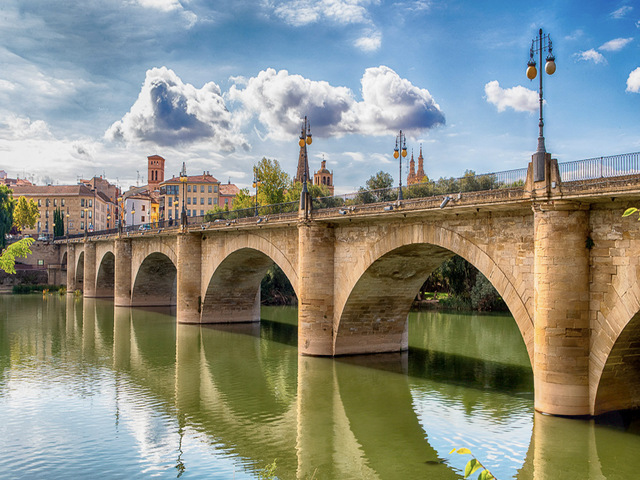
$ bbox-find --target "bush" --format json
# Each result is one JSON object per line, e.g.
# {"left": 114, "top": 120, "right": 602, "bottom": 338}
{"left": 12, "top": 284, "right": 63, "bottom": 294}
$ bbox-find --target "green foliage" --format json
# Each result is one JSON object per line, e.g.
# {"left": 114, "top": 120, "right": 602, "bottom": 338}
{"left": 285, "top": 181, "right": 334, "bottom": 205}
{"left": 261, "top": 264, "right": 296, "bottom": 305}
{"left": 450, "top": 447, "right": 496, "bottom": 479}
{"left": 365, "top": 171, "right": 394, "bottom": 190}
{"left": 623, "top": 207, "right": 639, "bottom": 218}
{"left": 255, "top": 158, "right": 290, "bottom": 206}
{"left": 0, "top": 185, "right": 15, "bottom": 249}
{"left": 0, "top": 237, "right": 34, "bottom": 274}
{"left": 53, "top": 208, "right": 64, "bottom": 237}
{"left": 258, "top": 459, "right": 278, "bottom": 480}
{"left": 13, "top": 196, "right": 40, "bottom": 231}
{"left": 12, "top": 283, "right": 62, "bottom": 294}
{"left": 232, "top": 187, "right": 254, "bottom": 211}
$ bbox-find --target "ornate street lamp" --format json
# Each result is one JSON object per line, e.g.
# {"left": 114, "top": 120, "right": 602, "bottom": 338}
{"left": 527, "top": 28, "right": 556, "bottom": 182}
{"left": 252, "top": 166, "right": 262, "bottom": 217}
{"left": 179, "top": 162, "right": 188, "bottom": 228}
{"left": 299, "top": 116, "right": 312, "bottom": 218}
{"left": 393, "top": 130, "right": 408, "bottom": 200}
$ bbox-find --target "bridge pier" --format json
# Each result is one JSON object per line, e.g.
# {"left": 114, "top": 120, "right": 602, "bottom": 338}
{"left": 298, "top": 222, "right": 335, "bottom": 356}
{"left": 114, "top": 239, "right": 132, "bottom": 306}
{"left": 533, "top": 201, "right": 591, "bottom": 416}
{"left": 66, "top": 243, "right": 77, "bottom": 293}
{"left": 83, "top": 241, "right": 97, "bottom": 298}
{"left": 177, "top": 233, "right": 202, "bottom": 324}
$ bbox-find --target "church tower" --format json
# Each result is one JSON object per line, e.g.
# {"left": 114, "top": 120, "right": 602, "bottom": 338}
{"left": 416, "top": 144, "right": 426, "bottom": 182}
{"left": 147, "top": 155, "right": 165, "bottom": 191}
{"left": 294, "top": 117, "right": 312, "bottom": 185}
{"left": 313, "top": 159, "right": 334, "bottom": 195}
{"left": 407, "top": 150, "right": 417, "bottom": 185}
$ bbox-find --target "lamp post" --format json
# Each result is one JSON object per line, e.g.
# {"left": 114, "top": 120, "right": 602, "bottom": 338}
{"left": 179, "top": 162, "right": 188, "bottom": 228}
{"left": 299, "top": 116, "right": 312, "bottom": 219}
{"left": 393, "top": 130, "right": 407, "bottom": 200}
{"left": 252, "top": 166, "right": 262, "bottom": 217}
{"left": 66, "top": 213, "right": 69, "bottom": 237}
{"left": 527, "top": 28, "right": 556, "bottom": 182}
{"left": 83, "top": 208, "right": 88, "bottom": 236}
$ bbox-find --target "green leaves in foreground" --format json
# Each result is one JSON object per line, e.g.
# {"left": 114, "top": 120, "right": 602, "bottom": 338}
{"left": 0, "top": 237, "right": 34, "bottom": 274}
{"left": 449, "top": 448, "right": 495, "bottom": 480}
{"left": 623, "top": 207, "right": 639, "bottom": 218}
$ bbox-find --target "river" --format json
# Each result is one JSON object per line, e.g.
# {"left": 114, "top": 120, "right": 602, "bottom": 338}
{"left": 1, "top": 295, "right": 639, "bottom": 479}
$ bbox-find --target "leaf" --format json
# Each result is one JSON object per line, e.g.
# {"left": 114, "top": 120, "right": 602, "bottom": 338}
{"left": 455, "top": 447, "right": 472, "bottom": 455}
{"left": 465, "top": 459, "right": 482, "bottom": 478}
{"left": 449, "top": 448, "right": 457, "bottom": 454}
{"left": 478, "top": 470, "right": 494, "bottom": 480}
{"left": 623, "top": 207, "right": 638, "bottom": 217}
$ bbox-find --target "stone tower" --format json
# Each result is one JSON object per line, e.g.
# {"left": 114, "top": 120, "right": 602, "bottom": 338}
{"left": 147, "top": 155, "right": 165, "bottom": 191}
{"left": 416, "top": 145, "right": 426, "bottom": 182}
{"left": 313, "top": 159, "right": 334, "bottom": 195}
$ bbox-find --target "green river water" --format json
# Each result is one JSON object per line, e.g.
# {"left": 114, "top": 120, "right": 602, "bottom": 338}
{"left": 1, "top": 295, "right": 639, "bottom": 479}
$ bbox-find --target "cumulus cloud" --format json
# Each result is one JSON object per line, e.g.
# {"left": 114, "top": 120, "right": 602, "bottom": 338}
{"left": 228, "top": 65, "right": 445, "bottom": 140}
{"left": 1, "top": 115, "right": 52, "bottom": 140}
{"left": 106, "top": 67, "right": 249, "bottom": 152}
{"left": 484, "top": 81, "right": 538, "bottom": 113}
{"left": 574, "top": 48, "right": 606, "bottom": 64}
{"left": 355, "top": 30, "right": 382, "bottom": 52}
{"left": 599, "top": 37, "right": 634, "bottom": 51}
{"left": 611, "top": 6, "right": 633, "bottom": 18}
{"left": 627, "top": 67, "right": 640, "bottom": 93}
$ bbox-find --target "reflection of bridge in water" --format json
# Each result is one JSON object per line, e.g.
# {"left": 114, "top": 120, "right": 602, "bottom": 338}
{"left": 55, "top": 152, "right": 640, "bottom": 417}
{"left": 61, "top": 297, "right": 639, "bottom": 479}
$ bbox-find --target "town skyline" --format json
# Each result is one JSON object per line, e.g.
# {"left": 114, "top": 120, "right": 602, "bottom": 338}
{"left": 1, "top": 1, "right": 639, "bottom": 194}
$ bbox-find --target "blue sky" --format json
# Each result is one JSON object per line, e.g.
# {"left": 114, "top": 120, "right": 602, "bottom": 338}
{"left": 0, "top": 0, "right": 639, "bottom": 194}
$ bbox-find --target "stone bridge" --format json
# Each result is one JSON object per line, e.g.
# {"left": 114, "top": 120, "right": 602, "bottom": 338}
{"left": 55, "top": 157, "right": 640, "bottom": 417}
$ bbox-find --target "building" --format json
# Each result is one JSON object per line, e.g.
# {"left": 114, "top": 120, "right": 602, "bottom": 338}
{"left": 159, "top": 170, "right": 224, "bottom": 221}
{"left": 147, "top": 155, "right": 165, "bottom": 192}
{"left": 219, "top": 181, "right": 240, "bottom": 210}
{"left": 124, "top": 191, "right": 152, "bottom": 226}
{"left": 313, "top": 159, "right": 334, "bottom": 195}
{"left": 11, "top": 182, "right": 117, "bottom": 236}
{"left": 407, "top": 145, "right": 427, "bottom": 186}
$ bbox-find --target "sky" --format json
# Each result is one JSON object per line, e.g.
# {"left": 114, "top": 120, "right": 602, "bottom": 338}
{"left": 0, "top": 0, "right": 639, "bottom": 194}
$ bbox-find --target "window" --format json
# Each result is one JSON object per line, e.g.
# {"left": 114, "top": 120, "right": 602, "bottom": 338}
{"left": 81, "top": 221, "right": 84, "bottom": 230}
{"left": 193, "top": 197, "right": 196, "bottom": 204}
{"left": 46, "top": 199, "right": 50, "bottom": 207}
{"left": 141, "top": 216, "right": 145, "bottom": 222}
{"left": 53, "top": 199, "right": 57, "bottom": 207}
{"left": 200, "top": 210, "right": 204, "bottom": 215}
{"left": 200, "top": 197, "right": 204, "bottom": 205}
{"left": 214, "top": 198, "right": 218, "bottom": 205}
{"left": 200, "top": 185, "right": 204, "bottom": 193}
{"left": 38, "top": 199, "right": 41, "bottom": 207}
{"left": 142, "top": 205, "right": 146, "bottom": 211}
{"left": 208, "top": 198, "right": 212, "bottom": 205}
{"left": 187, "top": 197, "right": 191, "bottom": 205}
{"left": 45, "top": 211, "right": 49, "bottom": 218}
{"left": 81, "top": 199, "right": 85, "bottom": 207}
{"left": 168, "top": 197, "right": 173, "bottom": 206}
{"left": 61, "top": 199, "right": 65, "bottom": 206}
{"left": 225, "top": 198, "right": 229, "bottom": 205}
{"left": 214, "top": 185, "right": 218, "bottom": 193}
{"left": 80, "top": 210, "right": 84, "bottom": 218}
{"left": 88, "top": 211, "right": 92, "bottom": 219}
{"left": 187, "top": 185, "right": 191, "bottom": 192}
{"left": 208, "top": 185, "right": 212, "bottom": 193}
{"left": 37, "top": 221, "right": 41, "bottom": 230}
{"left": 89, "top": 199, "right": 92, "bottom": 207}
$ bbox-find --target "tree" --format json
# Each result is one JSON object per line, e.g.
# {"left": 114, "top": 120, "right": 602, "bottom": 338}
{"left": 255, "top": 157, "right": 291, "bottom": 206}
{"left": 0, "top": 237, "right": 34, "bottom": 274}
{"left": 53, "top": 208, "right": 64, "bottom": 237}
{"left": 13, "top": 196, "right": 40, "bottom": 232}
{"left": 231, "top": 188, "right": 254, "bottom": 211}
{"left": 365, "top": 171, "right": 394, "bottom": 191}
{"left": 0, "top": 185, "right": 15, "bottom": 249}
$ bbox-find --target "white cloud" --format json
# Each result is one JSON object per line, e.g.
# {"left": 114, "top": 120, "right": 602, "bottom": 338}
{"left": 228, "top": 66, "right": 445, "bottom": 140}
{"left": 627, "top": 67, "right": 640, "bottom": 93}
{"left": 574, "top": 48, "right": 607, "bottom": 64}
{"left": 484, "top": 81, "right": 538, "bottom": 113}
{"left": 133, "top": 0, "right": 197, "bottom": 27}
{"left": 611, "top": 6, "right": 633, "bottom": 18}
{"left": 354, "top": 30, "right": 382, "bottom": 52}
{"left": 106, "top": 67, "right": 249, "bottom": 152}
{"left": 1, "top": 115, "right": 52, "bottom": 140}
{"left": 271, "top": 0, "right": 377, "bottom": 26}
{"left": 599, "top": 37, "right": 634, "bottom": 52}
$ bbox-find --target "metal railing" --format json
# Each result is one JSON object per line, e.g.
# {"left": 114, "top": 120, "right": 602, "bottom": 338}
{"left": 559, "top": 152, "right": 640, "bottom": 181}
{"left": 53, "top": 152, "right": 640, "bottom": 241}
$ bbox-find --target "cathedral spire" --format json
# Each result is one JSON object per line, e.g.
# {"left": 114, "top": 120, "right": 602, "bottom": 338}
{"left": 294, "top": 117, "right": 312, "bottom": 184}
{"left": 416, "top": 144, "right": 426, "bottom": 181}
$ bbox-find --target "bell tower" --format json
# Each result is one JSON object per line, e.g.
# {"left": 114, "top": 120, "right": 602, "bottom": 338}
{"left": 147, "top": 155, "right": 165, "bottom": 191}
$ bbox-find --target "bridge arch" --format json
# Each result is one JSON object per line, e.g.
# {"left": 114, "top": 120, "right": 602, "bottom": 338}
{"left": 95, "top": 251, "right": 115, "bottom": 298}
{"left": 592, "top": 279, "right": 640, "bottom": 415}
{"left": 131, "top": 252, "right": 177, "bottom": 306}
{"left": 201, "top": 243, "right": 298, "bottom": 323}
{"left": 334, "top": 223, "right": 534, "bottom": 362}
